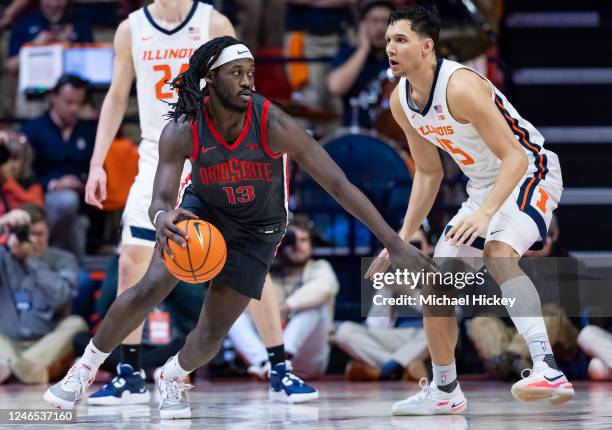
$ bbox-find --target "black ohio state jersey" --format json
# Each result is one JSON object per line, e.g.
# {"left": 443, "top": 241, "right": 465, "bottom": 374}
{"left": 189, "top": 93, "right": 288, "bottom": 239}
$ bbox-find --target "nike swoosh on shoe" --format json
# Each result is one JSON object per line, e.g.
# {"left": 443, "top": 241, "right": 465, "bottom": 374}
{"left": 544, "top": 374, "right": 564, "bottom": 383}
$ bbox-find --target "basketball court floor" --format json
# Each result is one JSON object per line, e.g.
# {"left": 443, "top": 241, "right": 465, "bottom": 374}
{"left": 1, "top": 379, "right": 610, "bottom": 429}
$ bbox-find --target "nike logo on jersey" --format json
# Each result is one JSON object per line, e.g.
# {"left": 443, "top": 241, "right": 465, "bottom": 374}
{"left": 246, "top": 143, "right": 259, "bottom": 150}
{"left": 141, "top": 35, "right": 154, "bottom": 41}
{"left": 544, "top": 374, "right": 564, "bottom": 383}
{"left": 201, "top": 146, "right": 217, "bottom": 154}
{"left": 237, "top": 50, "right": 249, "bottom": 54}
{"left": 490, "top": 230, "right": 504, "bottom": 235}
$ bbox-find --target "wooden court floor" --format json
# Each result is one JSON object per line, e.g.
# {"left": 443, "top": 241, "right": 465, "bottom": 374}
{"left": 0, "top": 379, "right": 610, "bottom": 429}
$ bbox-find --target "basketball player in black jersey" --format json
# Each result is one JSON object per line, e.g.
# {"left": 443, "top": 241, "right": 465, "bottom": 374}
{"left": 44, "top": 36, "right": 432, "bottom": 419}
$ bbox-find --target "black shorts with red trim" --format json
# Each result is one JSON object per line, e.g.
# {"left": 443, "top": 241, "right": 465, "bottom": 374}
{"left": 178, "top": 185, "right": 283, "bottom": 300}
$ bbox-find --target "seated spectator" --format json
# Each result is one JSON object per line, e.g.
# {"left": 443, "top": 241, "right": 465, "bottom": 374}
{"left": 0, "top": 132, "right": 38, "bottom": 236}
{"left": 5, "top": 0, "right": 93, "bottom": 73}
{"left": 0, "top": 131, "right": 44, "bottom": 209}
{"left": 334, "top": 229, "right": 430, "bottom": 382}
{"left": 236, "top": 0, "right": 291, "bottom": 100}
{"left": 236, "top": 0, "right": 284, "bottom": 52}
{"left": 327, "top": 1, "right": 393, "bottom": 128}
{"left": 228, "top": 215, "right": 339, "bottom": 380}
{"left": 468, "top": 304, "right": 579, "bottom": 382}
{"left": 21, "top": 74, "right": 94, "bottom": 257}
{"left": 285, "top": 0, "right": 353, "bottom": 133}
{"left": 578, "top": 323, "right": 612, "bottom": 381}
{"left": 0, "top": 203, "right": 86, "bottom": 384}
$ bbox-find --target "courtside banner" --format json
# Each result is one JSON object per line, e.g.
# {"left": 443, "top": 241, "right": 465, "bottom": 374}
{"left": 361, "top": 257, "right": 611, "bottom": 318}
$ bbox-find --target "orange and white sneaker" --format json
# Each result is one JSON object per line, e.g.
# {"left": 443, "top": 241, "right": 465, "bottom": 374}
{"left": 511, "top": 361, "right": 574, "bottom": 405}
{"left": 391, "top": 378, "right": 467, "bottom": 416}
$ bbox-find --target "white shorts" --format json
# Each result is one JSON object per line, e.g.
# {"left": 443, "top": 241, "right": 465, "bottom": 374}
{"left": 434, "top": 151, "right": 563, "bottom": 258}
{"left": 120, "top": 139, "right": 191, "bottom": 248}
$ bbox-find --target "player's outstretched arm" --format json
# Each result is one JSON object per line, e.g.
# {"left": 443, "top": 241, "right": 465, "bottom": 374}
{"left": 85, "top": 19, "right": 135, "bottom": 209}
{"left": 389, "top": 87, "right": 444, "bottom": 243}
{"left": 148, "top": 117, "right": 196, "bottom": 256}
{"left": 266, "top": 103, "right": 432, "bottom": 272}
{"left": 444, "top": 70, "right": 528, "bottom": 246}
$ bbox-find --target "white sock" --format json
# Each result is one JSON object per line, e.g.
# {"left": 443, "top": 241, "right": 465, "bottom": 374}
{"left": 80, "top": 339, "right": 110, "bottom": 375}
{"left": 432, "top": 361, "right": 457, "bottom": 388}
{"left": 162, "top": 354, "right": 190, "bottom": 381}
{"left": 499, "top": 275, "right": 554, "bottom": 365}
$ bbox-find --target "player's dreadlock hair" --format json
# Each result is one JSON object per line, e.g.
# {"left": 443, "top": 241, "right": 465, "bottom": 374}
{"left": 166, "top": 36, "right": 243, "bottom": 122}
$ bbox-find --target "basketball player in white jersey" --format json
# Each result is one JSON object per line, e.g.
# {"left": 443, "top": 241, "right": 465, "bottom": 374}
{"left": 366, "top": 6, "right": 574, "bottom": 415}
{"left": 84, "top": 0, "right": 317, "bottom": 405}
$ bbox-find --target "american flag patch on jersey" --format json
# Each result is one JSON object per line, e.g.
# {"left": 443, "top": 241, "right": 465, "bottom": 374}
{"left": 188, "top": 26, "right": 201, "bottom": 41}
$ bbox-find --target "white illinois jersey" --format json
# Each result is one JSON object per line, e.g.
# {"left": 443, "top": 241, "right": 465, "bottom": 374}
{"left": 129, "top": 1, "right": 212, "bottom": 144}
{"left": 398, "top": 58, "right": 553, "bottom": 190}
{"left": 399, "top": 58, "right": 563, "bottom": 254}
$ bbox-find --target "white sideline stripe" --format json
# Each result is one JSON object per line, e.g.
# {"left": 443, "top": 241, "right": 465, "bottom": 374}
{"left": 541, "top": 127, "right": 612, "bottom": 144}
{"left": 561, "top": 188, "right": 612, "bottom": 205}
{"left": 513, "top": 68, "right": 612, "bottom": 85}
{"left": 506, "top": 12, "right": 600, "bottom": 28}
{"left": 570, "top": 252, "right": 612, "bottom": 268}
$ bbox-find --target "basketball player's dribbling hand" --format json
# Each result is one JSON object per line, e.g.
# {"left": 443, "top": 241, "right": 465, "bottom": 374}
{"left": 85, "top": 165, "right": 107, "bottom": 209}
{"left": 155, "top": 208, "right": 197, "bottom": 259}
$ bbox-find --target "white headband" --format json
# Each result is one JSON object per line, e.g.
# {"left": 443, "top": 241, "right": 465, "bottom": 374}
{"left": 209, "top": 44, "right": 254, "bottom": 70}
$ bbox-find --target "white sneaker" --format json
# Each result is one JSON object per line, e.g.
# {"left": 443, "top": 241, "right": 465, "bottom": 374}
{"left": 157, "top": 368, "right": 193, "bottom": 419}
{"left": 43, "top": 361, "right": 95, "bottom": 409}
{"left": 391, "top": 378, "right": 467, "bottom": 416}
{"left": 511, "top": 361, "right": 574, "bottom": 405}
{"left": 247, "top": 360, "right": 271, "bottom": 381}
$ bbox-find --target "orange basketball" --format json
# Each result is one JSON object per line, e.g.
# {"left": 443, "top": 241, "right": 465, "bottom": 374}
{"left": 162, "top": 219, "right": 227, "bottom": 283}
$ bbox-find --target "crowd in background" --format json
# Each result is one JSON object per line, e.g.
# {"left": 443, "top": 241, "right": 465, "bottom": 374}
{"left": 0, "top": 0, "right": 611, "bottom": 388}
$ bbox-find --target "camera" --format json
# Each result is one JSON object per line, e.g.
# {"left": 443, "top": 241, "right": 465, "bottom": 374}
{"left": 12, "top": 224, "right": 30, "bottom": 243}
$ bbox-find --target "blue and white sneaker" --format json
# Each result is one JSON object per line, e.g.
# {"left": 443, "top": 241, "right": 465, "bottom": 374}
{"left": 87, "top": 363, "right": 150, "bottom": 405}
{"left": 269, "top": 361, "right": 319, "bottom": 403}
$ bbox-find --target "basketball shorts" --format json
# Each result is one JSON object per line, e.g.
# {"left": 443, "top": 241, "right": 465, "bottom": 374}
{"left": 121, "top": 139, "right": 191, "bottom": 248}
{"left": 434, "top": 151, "right": 563, "bottom": 258}
{"left": 177, "top": 185, "right": 283, "bottom": 300}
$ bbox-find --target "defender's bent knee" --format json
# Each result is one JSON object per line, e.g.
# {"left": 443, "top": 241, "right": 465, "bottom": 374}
{"left": 483, "top": 241, "right": 521, "bottom": 282}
